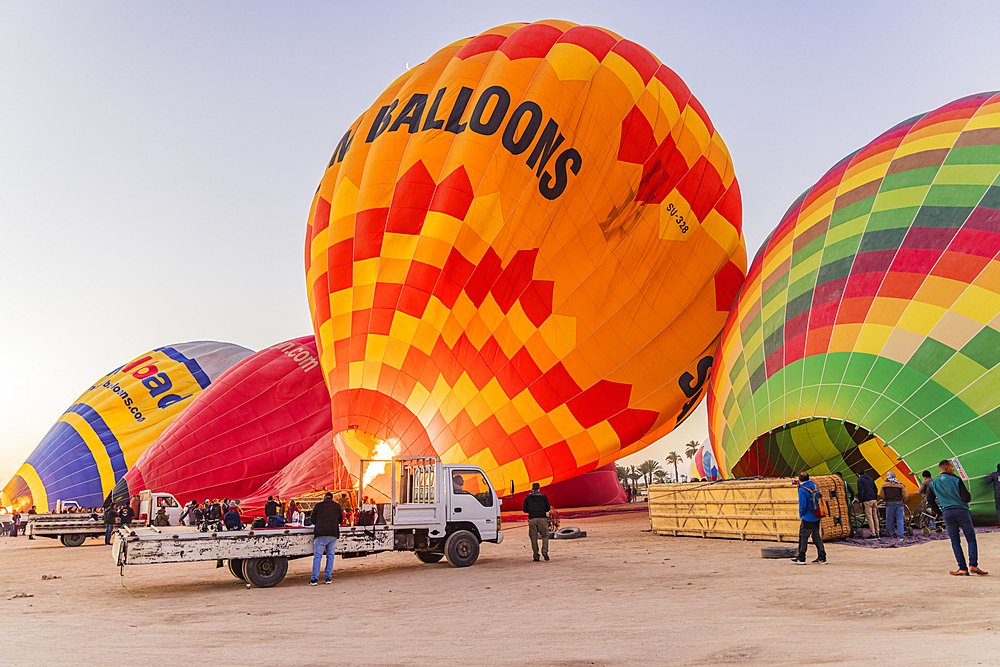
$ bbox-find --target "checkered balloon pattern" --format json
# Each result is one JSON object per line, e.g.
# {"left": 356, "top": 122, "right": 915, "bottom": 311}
{"left": 708, "top": 92, "right": 1000, "bottom": 521}
{"left": 306, "top": 21, "right": 746, "bottom": 495}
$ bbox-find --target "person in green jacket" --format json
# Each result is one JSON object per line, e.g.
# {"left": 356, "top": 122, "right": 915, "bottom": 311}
{"left": 928, "top": 460, "right": 988, "bottom": 576}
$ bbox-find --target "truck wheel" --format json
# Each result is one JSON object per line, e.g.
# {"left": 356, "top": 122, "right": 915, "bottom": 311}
{"left": 444, "top": 530, "right": 479, "bottom": 567}
{"left": 228, "top": 559, "right": 246, "bottom": 581}
{"left": 415, "top": 551, "right": 444, "bottom": 564}
{"left": 555, "top": 527, "right": 583, "bottom": 540}
{"left": 242, "top": 557, "right": 288, "bottom": 588}
{"left": 61, "top": 533, "right": 87, "bottom": 547}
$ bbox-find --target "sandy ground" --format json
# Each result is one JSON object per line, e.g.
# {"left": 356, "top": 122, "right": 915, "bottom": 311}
{"left": 2, "top": 512, "right": 1000, "bottom": 667}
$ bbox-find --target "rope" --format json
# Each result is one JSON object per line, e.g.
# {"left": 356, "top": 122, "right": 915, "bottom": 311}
{"left": 119, "top": 564, "right": 145, "bottom": 599}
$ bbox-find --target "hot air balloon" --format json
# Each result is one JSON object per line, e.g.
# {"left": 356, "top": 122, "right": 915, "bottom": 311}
{"left": 305, "top": 21, "right": 747, "bottom": 498}
{"left": 708, "top": 92, "right": 1000, "bottom": 522}
{"left": 1, "top": 341, "right": 253, "bottom": 512}
{"left": 116, "top": 337, "right": 351, "bottom": 513}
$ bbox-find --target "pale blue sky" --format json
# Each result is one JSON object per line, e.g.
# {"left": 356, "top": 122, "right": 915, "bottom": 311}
{"left": 3, "top": 1, "right": 999, "bottom": 484}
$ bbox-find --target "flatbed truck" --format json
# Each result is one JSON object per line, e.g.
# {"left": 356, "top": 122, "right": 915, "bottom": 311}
{"left": 28, "top": 491, "right": 182, "bottom": 547}
{"left": 113, "top": 457, "right": 503, "bottom": 587}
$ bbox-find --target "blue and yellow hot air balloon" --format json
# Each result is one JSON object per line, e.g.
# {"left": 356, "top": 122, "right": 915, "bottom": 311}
{"left": 2, "top": 341, "right": 252, "bottom": 512}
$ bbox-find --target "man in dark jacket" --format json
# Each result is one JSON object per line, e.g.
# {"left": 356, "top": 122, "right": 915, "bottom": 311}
{"left": 856, "top": 469, "right": 880, "bottom": 538}
{"left": 103, "top": 505, "right": 117, "bottom": 545}
{"left": 223, "top": 505, "right": 243, "bottom": 531}
{"left": 309, "top": 492, "right": 343, "bottom": 585}
{"left": 264, "top": 496, "right": 278, "bottom": 519}
{"left": 119, "top": 504, "right": 135, "bottom": 528}
{"left": 984, "top": 464, "right": 1000, "bottom": 526}
{"left": 522, "top": 483, "right": 551, "bottom": 562}
{"left": 791, "top": 472, "right": 827, "bottom": 564}
{"left": 928, "top": 460, "right": 987, "bottom": 576}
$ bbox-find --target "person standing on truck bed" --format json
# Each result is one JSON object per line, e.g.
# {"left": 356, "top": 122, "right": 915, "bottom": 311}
{"left": 103, "top": 504, "right": 117, "bottom": 544}
{"left": 264, "top": 496, "right": 278, "bottom": 519}
{"left": 523, "top": 483, "right": 550, "bottom": 562}
{"left": 119, "top": 503, "right": 135, "bottom": 528}
{"left": 309, "top": 492, "right": 343, "bottom": 586}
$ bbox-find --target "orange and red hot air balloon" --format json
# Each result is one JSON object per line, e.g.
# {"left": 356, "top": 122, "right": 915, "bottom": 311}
{"left": 305, "top": 21, "right": 746, "bottom": 496}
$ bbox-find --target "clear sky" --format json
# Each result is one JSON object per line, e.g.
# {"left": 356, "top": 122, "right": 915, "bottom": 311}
{"left": 3, "top": 1, "right": 999, "bottom": 485}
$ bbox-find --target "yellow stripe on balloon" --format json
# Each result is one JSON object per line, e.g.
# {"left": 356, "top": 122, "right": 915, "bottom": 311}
{"left": 58, "top": 412, "right": 118, "bottom": 499}
{"left": 13, "top": 463, "right": 49, "bottom": 514}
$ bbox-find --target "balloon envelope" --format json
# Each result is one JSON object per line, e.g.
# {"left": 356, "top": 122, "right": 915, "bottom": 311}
{"left": 708, "top": 92, "right": 1000, "bottom": 522}
{"left": 117, "top": 337, "right": 350, "bottom": 513}
{"left": 2, "top": 341, "right": 252, "bottom": 512}
{"left": 306, "top": 20, "right": 746, "bottom": 496}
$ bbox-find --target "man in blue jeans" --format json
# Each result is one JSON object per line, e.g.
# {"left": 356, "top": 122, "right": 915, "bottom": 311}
{"left": 928, "top": 459, "right": 988, "bottom": 576}
{"left": 309, "top": 492, "right": 343, "bottom": 585}
{"left": 103, "top": 504, "right": 117, "bottom": 545}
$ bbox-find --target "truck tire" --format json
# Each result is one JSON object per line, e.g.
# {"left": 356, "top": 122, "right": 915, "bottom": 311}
{"left": 761, "top": 546, "right": 798, "bottom": 559}
{"left": 228, "top": 559, "right": 246, "bottom": 581}
{"left": 444, "top": 530, "right": 479, "bottom": 567}
{"left": 554, "top": 527, "right": 583, "bottom": 540}
{"left": 61, "top": 533, "right": 87, "bottom": 547}
{"left": 242, "top": 557, "right": 288, "bottom": 588}
{"left": 415, "top": 551, "right": 444, "bottom": 564}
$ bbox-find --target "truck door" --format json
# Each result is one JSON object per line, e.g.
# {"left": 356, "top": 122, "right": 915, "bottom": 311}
{"left": 448, "top": 470, "right": 498, "bottom": 540}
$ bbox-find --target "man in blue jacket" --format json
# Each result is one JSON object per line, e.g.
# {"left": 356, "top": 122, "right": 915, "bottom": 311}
{"left": 791, "top": 472, "right": 827, "bottom": 564}
{"left": 928, "top": 459, "right": 988, "bottom": 576}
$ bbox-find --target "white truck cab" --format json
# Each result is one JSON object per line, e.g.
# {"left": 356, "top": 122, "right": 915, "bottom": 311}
{"left": 136, "top": 490, "right": 182, "bottom": 526}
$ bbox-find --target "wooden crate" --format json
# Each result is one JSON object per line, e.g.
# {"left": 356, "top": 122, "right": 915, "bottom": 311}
{"left": 648, "top": 476, "right": 851, "bottom": 542}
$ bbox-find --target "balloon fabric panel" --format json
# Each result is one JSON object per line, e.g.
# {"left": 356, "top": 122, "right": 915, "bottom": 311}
{"left": 306, "top": 21, "right": 746, "bottom": 496}
{"left": 708, "top": 92, "right": 1000, "bottom": 522}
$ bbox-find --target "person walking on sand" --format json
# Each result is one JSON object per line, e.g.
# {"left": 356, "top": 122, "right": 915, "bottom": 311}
{"left": 791, "top": 472, "right": 827, "bottom": 565}
{"left": 880, "top": 472, "right": 908, "bottom": 538}
{"left": 928, "top": 459, "right": 988, "bottom": 576}
{"left": 856, "top": 468, "right": 880, "bottom": 538}
{"left": 309, "top": 492, "right": 343, "bottom": 586}
{"left": 103, "top": 504, "right": 117, "bottom": 545}
{"left": 984, "top": 464, "right": 1000, "bottom": 526}
{"left": 522, "top": 482, "right": 551, "bottom": 562}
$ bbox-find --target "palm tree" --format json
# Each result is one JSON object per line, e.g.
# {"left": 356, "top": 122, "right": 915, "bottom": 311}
{"left": 627, "top": 465, "right": 642, "bottom": 490}
{"left": 653, "top": 470, "right": 667, "bottom": 484}
{"left": 665, "top": 451, "right": 683, "bottom": 482}
{"left": 685, "top": 440, "right": 701, "bottom": 460}
{"left": 639, "top": 459, "right": 662, "bottom": 488}
{"left": 615, "top": 464, "right": 628, "bottom": 486}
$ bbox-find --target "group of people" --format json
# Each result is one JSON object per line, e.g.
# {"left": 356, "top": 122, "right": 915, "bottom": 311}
{"left": 794, "top": 460, "right": 991, "bottom": 576}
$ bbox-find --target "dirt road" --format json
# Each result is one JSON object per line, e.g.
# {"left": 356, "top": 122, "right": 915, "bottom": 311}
{"left": 2, "top": 512, "right": 998, "bottom": 666}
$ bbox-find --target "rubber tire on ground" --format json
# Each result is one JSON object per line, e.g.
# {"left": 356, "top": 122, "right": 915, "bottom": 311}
{"left": 444, "top": 530, "right": 480, "bottom": 567}
{"left": 228, "top": 559, "right": 246, "bottom": 581}
{"left": 415, "top": 551, "right": 444, "bottom": 563}
{"left": 241, "top": 556, "right": 288, "bottom": 588}
{"left": 555, "top": 527, "right": 583, "bottom": 540}
{"left": 61, "top": 533, "right": 87, "bottom": 547}
{"left": 760, "top": 546, "right": 798, "bottom": 559}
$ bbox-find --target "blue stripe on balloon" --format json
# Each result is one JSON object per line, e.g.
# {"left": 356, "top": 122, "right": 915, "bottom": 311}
{"left": 65, "top": 403, "right": 128, "bottom": 479}
{"left": 155, "top": 346, "right": 212, "bottom": 389}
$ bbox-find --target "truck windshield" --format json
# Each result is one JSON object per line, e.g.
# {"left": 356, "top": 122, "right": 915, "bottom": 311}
{"left": 452, "top": 471, "right": 493, "bottom": 508}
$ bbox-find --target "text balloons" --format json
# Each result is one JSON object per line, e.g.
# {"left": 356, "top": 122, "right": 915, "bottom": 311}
{"left": 306, "top": 21, "right": 746, "bottom": 495}
{"left": 708, "top": 92, "right": 1000, "bottom": 522}
{"left": 1, "top": 341, "right": 252, "bottom": 512}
